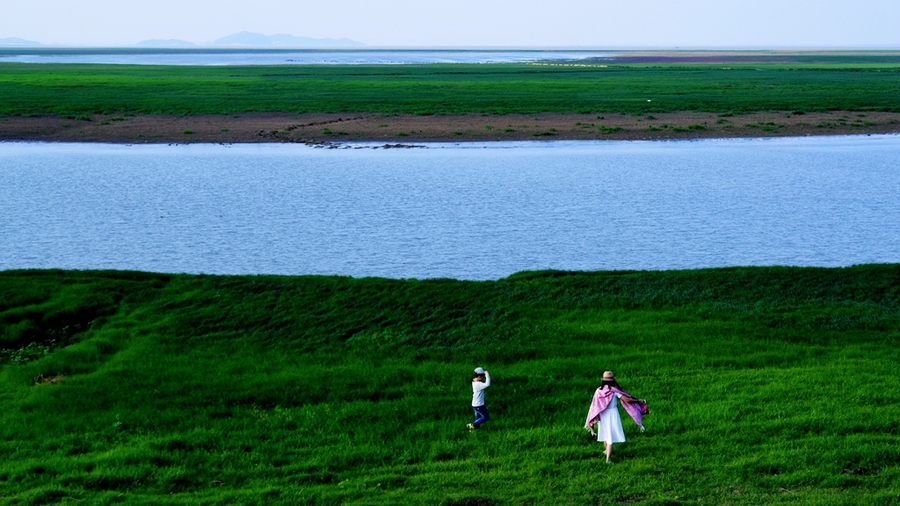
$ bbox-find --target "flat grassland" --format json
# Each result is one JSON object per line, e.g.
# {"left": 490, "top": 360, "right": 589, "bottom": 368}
{"left": 2, "top": 266, "right": 899, "bottom": 505}
{"left": 2, "top": 58, "right": 900, "bottom": 142}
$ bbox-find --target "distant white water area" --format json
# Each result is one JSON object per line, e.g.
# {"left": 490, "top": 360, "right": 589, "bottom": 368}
{"left": 2, "top": 136, "right": 899, "bottom": 280}
{"left": 0, "top": 49, "right": 606, "bottom": 65}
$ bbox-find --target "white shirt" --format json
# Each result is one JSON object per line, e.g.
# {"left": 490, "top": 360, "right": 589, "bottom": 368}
{"left": 471, "top": 372, "right": 491, "bottom": 407}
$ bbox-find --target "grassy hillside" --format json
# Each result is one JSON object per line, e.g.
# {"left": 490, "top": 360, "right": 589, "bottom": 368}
{"left": 1, "top": 266, "right": 899, "bottom": 505}
{"left": 1, "top": 62, "right": 900, "bottom": 117}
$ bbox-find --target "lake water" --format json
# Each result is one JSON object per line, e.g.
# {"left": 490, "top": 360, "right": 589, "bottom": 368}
{"left": 0, "top": 49, "right": 605, "bottom": 66}
{"left": 2, "top": 136, "right": 899, "bottom": 280}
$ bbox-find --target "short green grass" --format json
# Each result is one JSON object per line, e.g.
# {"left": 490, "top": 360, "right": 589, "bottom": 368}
{"left": 1, "top": 62, "right": 899, "bottom": 117}
{"left": 1, "top": 266, "right": 899, "bottom": 504}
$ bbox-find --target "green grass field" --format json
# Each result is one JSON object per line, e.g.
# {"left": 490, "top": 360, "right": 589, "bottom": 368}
{"left": 1, "top": 266, "right": 899, "bottom": 505}
{"left": 2, "top": 61, "right": 900, "bottom": 117}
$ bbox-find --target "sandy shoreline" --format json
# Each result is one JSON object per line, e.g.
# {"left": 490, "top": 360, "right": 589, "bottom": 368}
{"left": 2, "top": 111, "right": 900, "bottom": 145}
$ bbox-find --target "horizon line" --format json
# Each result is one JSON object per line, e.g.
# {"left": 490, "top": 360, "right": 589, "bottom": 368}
{"left": 4, "top": 44, "right": 900, "bottom": 51}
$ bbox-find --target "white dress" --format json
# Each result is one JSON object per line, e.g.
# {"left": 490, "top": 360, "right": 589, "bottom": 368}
{"left": 596, "top": 392, "right": 626, "bottom": 444}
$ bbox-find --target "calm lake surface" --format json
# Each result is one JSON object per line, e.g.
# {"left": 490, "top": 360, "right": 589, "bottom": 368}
{"left": 2, "top": 136, "right": 899, "bottom": 280}
{"left": 0, "top": 49, "right": 605, "bottom": 65}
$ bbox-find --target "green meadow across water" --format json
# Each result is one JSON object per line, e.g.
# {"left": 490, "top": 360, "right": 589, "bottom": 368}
{"left": 1, "top": 266, "right": 899, "bottom": 505}
{"left": 1, "top": 60, "right": 900, "bottom": 116}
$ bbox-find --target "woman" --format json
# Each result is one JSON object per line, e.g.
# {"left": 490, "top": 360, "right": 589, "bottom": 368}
{"left": 584, "top": 371, "right": 647, "bottom": 463}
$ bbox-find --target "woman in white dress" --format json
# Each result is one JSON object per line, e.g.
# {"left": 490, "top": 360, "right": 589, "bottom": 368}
{"left": 584, "top": 371, "right": 647, "bottom": 463}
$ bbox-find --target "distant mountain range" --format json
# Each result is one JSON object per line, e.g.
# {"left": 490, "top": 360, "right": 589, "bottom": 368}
{"left": 211, "top": 32, "right": 364, "bottom": 47}
{"left": 0, "top": 33, "right": 364, "bottom": 49}
{"left": 0, "top": 37, "right": 41, "bottom": 46}
{"left": 136, "top": 39, "right": 196, "bottom": 47}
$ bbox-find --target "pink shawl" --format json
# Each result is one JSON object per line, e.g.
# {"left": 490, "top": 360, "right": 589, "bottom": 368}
{"left": 584, "top": 386, "right": 647, "bottom": 435}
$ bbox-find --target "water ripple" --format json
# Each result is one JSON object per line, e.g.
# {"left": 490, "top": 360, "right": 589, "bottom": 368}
{"left": 1, "top": 137, "right": 899, "bottom": 279}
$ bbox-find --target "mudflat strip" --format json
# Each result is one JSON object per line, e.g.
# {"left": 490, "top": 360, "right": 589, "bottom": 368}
{"left": 2, "top": 111, "right": 899, "bottom": 144}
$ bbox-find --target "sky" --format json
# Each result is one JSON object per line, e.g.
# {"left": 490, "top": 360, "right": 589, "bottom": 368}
{"left": 4, "top": 0, "right": 900, "bottom": 48}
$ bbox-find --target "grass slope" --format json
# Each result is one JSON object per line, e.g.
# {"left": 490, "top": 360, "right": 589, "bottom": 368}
{"left": 1, "top": 266, "right": 899, "bottom": 505}
{"left": 1, "top": 62, "right": 900, "bottom": 117}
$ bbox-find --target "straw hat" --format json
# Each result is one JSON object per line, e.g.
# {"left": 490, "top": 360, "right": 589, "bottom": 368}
{"left": 602, "top": 371, "right": 615, "bottom": 381}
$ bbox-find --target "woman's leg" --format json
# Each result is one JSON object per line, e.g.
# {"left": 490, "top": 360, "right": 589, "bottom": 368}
{"left": 605, "top": 442, "right": 613, "bottom": 462}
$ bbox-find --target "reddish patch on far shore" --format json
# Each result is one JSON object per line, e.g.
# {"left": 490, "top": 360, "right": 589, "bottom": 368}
{"left": 2, "top": 111, "right": 899, "bottom": 144}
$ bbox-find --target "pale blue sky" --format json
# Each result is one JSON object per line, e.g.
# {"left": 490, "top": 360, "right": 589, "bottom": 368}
{"left": 4, "top": 0, "right": 900, "bottom": 48}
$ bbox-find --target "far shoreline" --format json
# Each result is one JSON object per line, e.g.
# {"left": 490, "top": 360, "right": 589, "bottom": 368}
{"left": 2, "top": 110, "right": 900, "bottom": 145}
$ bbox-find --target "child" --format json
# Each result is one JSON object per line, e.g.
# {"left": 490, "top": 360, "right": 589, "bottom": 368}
{"left": 467, "top": 367, "right": 491, "bottom": 431}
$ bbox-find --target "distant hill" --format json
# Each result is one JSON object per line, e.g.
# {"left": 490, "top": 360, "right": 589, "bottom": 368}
{"left": 0, "top": 37, "right": 41, "bottom": 46}
{"left": 212, "top": 31, "right": 364, "bottom": 47}
{"left": 136, "top": 39, "right": 196, "bottom": 47}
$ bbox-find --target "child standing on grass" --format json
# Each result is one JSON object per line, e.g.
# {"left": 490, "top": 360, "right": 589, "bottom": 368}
{"left": 584, "top": 371, "right": 647, "bottom": 463}
{"left": 467, "top": 367, "right": 491, "bottom": 431}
